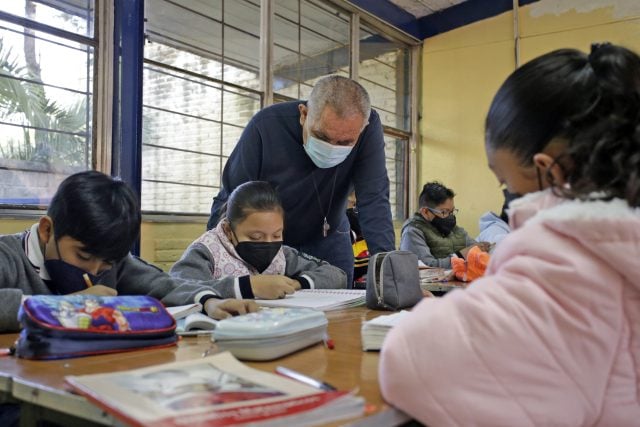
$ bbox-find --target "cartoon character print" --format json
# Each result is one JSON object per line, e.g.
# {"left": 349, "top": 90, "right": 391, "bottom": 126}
{"left": 81, "top": 298, "right": 131, "bottom": 331}
{"left": 51, "top": 297, "right": 160, "bottom": 331}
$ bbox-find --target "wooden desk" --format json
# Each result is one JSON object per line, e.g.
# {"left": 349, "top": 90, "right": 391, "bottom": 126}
{"left": 0, "top": 307, "right": 408, "bottom": 426}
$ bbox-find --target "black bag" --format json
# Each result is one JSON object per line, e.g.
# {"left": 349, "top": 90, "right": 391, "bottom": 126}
{"left": 366, "top": 251, "right": 423, "bottom": 310}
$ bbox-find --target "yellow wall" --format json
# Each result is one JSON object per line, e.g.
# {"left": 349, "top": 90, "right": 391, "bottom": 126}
{"left": 0, "top": 218, "right": 35, "bottom": 235}
{"left": 140, "top": 219, "right": 207, "bottom": 271}
{"left": 419, "top": 0, "right": 640, "bottom": 236}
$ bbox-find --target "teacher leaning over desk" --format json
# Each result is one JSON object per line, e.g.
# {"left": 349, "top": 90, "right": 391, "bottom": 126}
{"left": 206, "top": 75, "right": 396, "bottom": 285}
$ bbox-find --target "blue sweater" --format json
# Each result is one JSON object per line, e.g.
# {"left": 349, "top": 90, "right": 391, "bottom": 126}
{"left": 207, "top": 101, "right": 395, "bottom": 255}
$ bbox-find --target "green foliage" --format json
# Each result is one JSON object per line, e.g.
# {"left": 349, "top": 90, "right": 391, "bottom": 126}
{"left": 0, "top": 37, "right": 89, "bottom": 166}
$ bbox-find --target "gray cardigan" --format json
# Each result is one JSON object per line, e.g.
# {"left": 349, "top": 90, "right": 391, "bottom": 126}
{"left": 0, "top": 231, "right": 221, "bottom": 332}
{"left": 169, "top": 243, "right": 347, "bottom": 298}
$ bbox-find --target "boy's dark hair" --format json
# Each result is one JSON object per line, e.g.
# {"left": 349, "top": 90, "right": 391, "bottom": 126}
{"left": 224, "top": 181, "right": 283, "bottom": 230}
{"left": 486, "top": 43, "right": 640, "bottom": 207}
{"left": 418, "top": 181, "right": 455, "bottom": 208}
{"left": 47, "top": 171, "right": 140, "bottom": 261}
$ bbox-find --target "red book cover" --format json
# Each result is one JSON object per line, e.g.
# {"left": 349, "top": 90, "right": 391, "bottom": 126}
{"left": 66, "top": 352, "right": 364, "bottom": 427}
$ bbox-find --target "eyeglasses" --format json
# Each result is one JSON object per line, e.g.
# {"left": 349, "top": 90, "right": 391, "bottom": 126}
{"left": 427, "top": 207, "right": 459, "bottom": 217}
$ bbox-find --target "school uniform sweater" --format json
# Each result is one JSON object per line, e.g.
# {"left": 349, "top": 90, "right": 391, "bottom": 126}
{"left": 169, "top": 227, "right": 347, "bottom": 299}
{"left": 0, "top": 225, "right": 220, "bottom": 332}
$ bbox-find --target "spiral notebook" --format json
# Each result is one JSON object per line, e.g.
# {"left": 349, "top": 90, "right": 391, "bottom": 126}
{"left": 255, "top": 289, "right": 366, "bottom": 311}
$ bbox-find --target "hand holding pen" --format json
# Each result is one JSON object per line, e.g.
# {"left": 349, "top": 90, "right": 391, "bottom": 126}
{"left": 72, "top": 274, "right": 117, "bottom": 296}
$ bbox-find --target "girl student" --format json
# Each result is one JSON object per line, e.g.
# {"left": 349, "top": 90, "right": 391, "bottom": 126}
{"left": 380, "top": 43, "right": 640, "bottom": 425}
{"left": 170, "top": 181, "right": 346, "bottom": 299}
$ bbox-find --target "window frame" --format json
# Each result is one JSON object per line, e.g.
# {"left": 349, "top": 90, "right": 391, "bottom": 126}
{"left": 0, "top": 0, "right": 421, "bottom": 221}
{"left": 0, "top": 3, "right": 100, "bottom": 211}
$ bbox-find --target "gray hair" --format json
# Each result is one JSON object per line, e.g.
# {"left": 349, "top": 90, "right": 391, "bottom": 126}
{"left": 307, "top": 75, "right": 371, "bottom": 125}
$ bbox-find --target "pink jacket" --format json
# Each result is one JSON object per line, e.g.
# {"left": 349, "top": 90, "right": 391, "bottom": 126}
{"left": 380, "top": 190, "right": 640, "bottom": 426}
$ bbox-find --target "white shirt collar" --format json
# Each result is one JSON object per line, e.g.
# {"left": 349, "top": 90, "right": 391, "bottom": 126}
{"left": 25, "top": 223, "right": 51, "bottom": 281}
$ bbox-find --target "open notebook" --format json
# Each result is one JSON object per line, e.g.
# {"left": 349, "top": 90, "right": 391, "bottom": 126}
{"left": 255, "top": 289, "right": 366, "bottom": 311}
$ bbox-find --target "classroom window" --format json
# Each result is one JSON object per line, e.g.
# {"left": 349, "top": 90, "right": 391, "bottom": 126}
{"left": 273, "top": 0, "right": 350, "bottom": 100}
{"left": 141, "top": 0, "right": 414, "bottom": 218}
{"left": 0, "top": 0, "right": 95, "bottom": 206}
{"left": 359, "top": 24, "right": 410, "bottom": 132}
{"left": 142, "top": 0, "right": 262, "bottom": 214}
{"left": 359, "top": 24, "right": 411, "bottom": 219}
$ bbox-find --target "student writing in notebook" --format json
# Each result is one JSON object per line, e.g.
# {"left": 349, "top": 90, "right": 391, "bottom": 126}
{"left": 0, "top": 171, "right": 257, "bottom": 333}
{"left": 380, "top": 43, "right": 640, "bottom": 425}
{"left": 170, "top": 181, "right": 347, "bottom": 299}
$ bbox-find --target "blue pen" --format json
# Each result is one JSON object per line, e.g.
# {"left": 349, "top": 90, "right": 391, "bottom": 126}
{"left": 275, "top": 366, "right": 337, "bottom": 391}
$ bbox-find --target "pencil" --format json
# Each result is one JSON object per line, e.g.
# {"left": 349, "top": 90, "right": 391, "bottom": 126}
{"left": 82, "top": 273, "right": 94, "bottom": 288}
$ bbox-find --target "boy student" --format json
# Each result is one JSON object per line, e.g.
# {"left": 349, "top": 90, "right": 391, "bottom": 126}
{"left": 400, "top": 181, "right": 490, "bottom": 268}
{"left": 0, "top": 171, "right": 257, "bottom": 332}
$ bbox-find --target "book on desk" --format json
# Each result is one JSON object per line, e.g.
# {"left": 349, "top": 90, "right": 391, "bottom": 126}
{"left": 361, "top": 310, "right": 410, "bottom": 351}
{"left": 255, "top": 289, "right": 366, "bottom": 311}
{"left": 65, "top": 351, "right": 364, "bottom": 427}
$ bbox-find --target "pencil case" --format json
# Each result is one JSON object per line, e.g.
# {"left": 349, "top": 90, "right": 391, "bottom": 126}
{"left": 212, "top": 307, "right": 328, "bottom": 361}
{"left": 16, "top": 295, "right": 177, "bottom": 360}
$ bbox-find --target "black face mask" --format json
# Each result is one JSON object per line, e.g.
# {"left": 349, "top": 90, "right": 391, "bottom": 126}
{"left": 431, "top": 215, "right": 457, "bottom": 237}
{"left": 44, "top": 258, "right": 106, "bottom": 294}
{"left": 235, "top": 241, "right": 283, "bottom": 273}
{"left": 43, "top": 236, "right": 108, "bottom": 294}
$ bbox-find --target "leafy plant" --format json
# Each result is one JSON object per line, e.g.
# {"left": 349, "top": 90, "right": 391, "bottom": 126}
{"left": 0, "top": 37, "right": 89, "bottom": 166}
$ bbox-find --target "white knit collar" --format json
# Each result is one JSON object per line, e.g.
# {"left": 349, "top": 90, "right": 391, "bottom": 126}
{"left": 25, "top": 223, "right": 51, "bottom": 280}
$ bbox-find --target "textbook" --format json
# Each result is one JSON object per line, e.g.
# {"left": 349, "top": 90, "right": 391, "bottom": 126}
{"left": 255, "top": 289, "right": 366, "bottom": 311}
{"left": 65, "top": 351, "right": 365, "bottom": 427}
{"left": 361, "top": 311, "right": 410, "bottom": 351}
{"left": 166, "top": 303, "right": 202, "bottom": 320}
{"left": 176, "top": 312, "right": 218, "bottom": 336}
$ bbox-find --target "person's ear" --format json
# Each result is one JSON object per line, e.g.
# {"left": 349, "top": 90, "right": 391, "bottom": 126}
{"left": 37, "top": 216, "right": 54, "bottom": 246}
{"left": 298, "top": 104, "right": 308, "bottom": 126}
{"left": 222, "top": 221, "right": 235, "bottom": 244}
{"left": 419, "top": 207, "right": 430, "bottom": 220}
{"left": 533, "top": 152, "right": 566, "bottom": 187}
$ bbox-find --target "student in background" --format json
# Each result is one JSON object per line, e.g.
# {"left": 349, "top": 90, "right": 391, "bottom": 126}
{"left": 346, "top": 192, "right": 368, "bottom": 288}
{"left": 171, "top": 181, "right": 346, "bottom": 300}
{"left": 0, "top": 171, "right": 257, "bottom": 332}
{"left": 476, "top": 188, "right": 517, "bottom": 249}
{"left": 400, "top": 181, "right": 489, "bottom": 268}
{"left": 380, "top": 43, "right": 640, "bottom": 425}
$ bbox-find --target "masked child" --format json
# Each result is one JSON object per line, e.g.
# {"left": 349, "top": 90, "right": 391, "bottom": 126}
{"left": 170, "top": 181, "right": 347, "bottom": 299}
{"left": 380, "top": 43, "right": 640, "bottom": 425}
{"left": 0, "top": 171, "right": 257, "bottom": 332}
{"left": 400, "top": 181, "right": 490, "bottom": 268}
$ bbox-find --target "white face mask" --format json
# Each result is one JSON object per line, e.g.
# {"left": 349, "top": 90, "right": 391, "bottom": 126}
{"left": 303, "top": 130, "right": 354, "bottom": 169}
